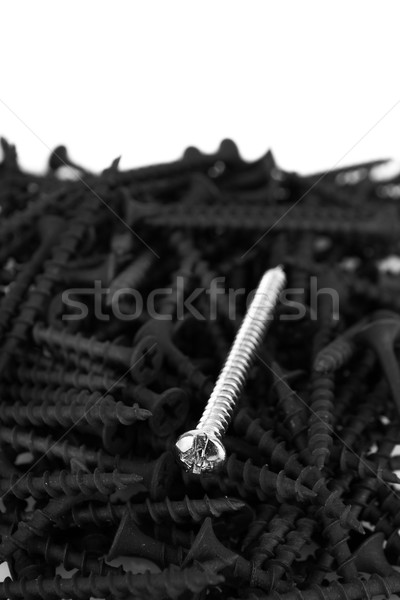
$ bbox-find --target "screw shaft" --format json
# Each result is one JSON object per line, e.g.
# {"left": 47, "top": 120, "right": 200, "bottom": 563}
{"left": 175, "top": 266, "right": 286, "bottom": 474}
{"left": 202, "top": 265, "right": 286, "bottom": 438}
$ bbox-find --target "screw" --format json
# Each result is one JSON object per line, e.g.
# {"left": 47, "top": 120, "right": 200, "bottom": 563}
{"left": 0, "top": 494, "right": 88, "bottom": 561}
{"left": 0, "top": 384, "right": 151, "bottom": 428}
{"left": 107, "top": 512, "right": 185, "bottom": 566}
{"left": 241, "top": 503, "right": 278, "bottom": 551}
{"left": 0, "top": 215, "right": 65, "bottom": 339}
{"left": 25, "top": 534, "right": 121, "bottom": 576}
{"left": 0, "top": 426, "right": 177, "bottom": 499}
{"left": 0, "top": 561, "right": 225, "bottom": 599}
{"left": 316, "top": 312, "right": 400, "bottom": 418}
{"left": 250, "top": 504, "right": 302, "bottom": 568}
{"left": 10, "top": 357, "right": 122, "bottom": 393}
{"left": 260, "top": 574, "right": 400, "bottom": 600}
{"left": 0, "top": 195, "right": 99, "bottom": 374}
{"left": 183, "top": 517, "right": 274, "bottom": 591}
{"left": 0, "top": 469, "right": 141, "bottom": 500}
{"left": 32, "top": 324, "right": 162, "bottom": 385}
{"left": 106, "top": 250, "right": 155, "bottom": 306}
{"left": 175, "top": 265, "right": 286, "bottom": 475}
{"left": 63, "top": 495, "right": 245, "bottom": 531}
{"left": 270, "top": 361, "right": 308, "bottom": 452}
{"left": 265, "top": 514, "right": 316, "bottom": 590}
{"left": 224, "top": 454, "right": 316, "bottom": 502}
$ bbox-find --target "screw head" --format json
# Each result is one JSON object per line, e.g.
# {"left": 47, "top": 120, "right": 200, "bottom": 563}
{"left": 175, "top": 430, "right": 226, "bottom": 475}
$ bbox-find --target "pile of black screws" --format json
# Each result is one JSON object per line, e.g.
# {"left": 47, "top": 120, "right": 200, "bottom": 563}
{"left": 1, "top": 136, "right": 400, "bottom": 599}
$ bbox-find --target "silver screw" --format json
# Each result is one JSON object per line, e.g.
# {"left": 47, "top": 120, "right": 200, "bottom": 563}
{"left": 175, "top": 265, "right": 286, "bottom": 474}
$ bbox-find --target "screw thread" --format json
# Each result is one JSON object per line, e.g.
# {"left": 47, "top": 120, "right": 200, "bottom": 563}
{"left": 233, "top": 409, "right": 361, "bottom": 530}
{"left": 0, "top": 496, "right": 85, "bottom": 561}
{"left": 308, "top": 372, "right": 335, "bottom": 469}
{"left": 27, "top": 535, "right": 122, "bottom": 575}
{"left": 267, "top": 516, "right": 317, "bottom": 588}
{"left": 314, "top": 335, "right": 357, "bottom": 373}
{"left": 12, "top": 360, "right": 120, "bottom": 393}
{"left": 0, "top": 562, "right": 225, "bottom": 599}
{"left": 68, "top": 495, "right": 244, "bottom": 528}
{"left": 321, "top": 516, "right": 358, "bottom": 581}
{"left": 225, "top": 455, "right": 315, "bottom": 502}
{"left": 241, "top": 504, "right": 278, "bottom": 550}
{"left": 0, "top": 196, "right": 99, "bottom": 374}
{"left": 0, "top": 469, "right": 139, "bottom": 500}
{"left": 251, "top": 504, "right": 301, "bottom": 568}
{"left": 198, "top": 266, "right": 286, "bottom": 438}
{"left": 270, "top": 363, "right": 308, "bottom": 451}
{"left": 0, "top": 426, "right": 141, "bottom": 474}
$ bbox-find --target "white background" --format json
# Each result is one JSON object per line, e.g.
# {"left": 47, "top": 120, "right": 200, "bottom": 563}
{"left": 1, "top": 1, "right": 400, "bottom": 176}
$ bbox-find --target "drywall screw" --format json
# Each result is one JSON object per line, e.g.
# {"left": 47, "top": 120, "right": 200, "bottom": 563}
{"left": 317, "top": 312, "right": 400, "bottom": 417}
{"left": 142, "top": 202, "right": 400, "bottom": 239}
{"left": 0, "top": 561, "right": 225, "bottom": 599}
{"left": 136, "top": 319, "right": 213, "bottom": 398}
{"left": 353, "top": 532, "right": 395, "bottom": 576}
{"left": 10, "top": 358, "right": 122, "bottom": 393}
{"left": 313, "top": 320, "right": 366, "bottom": 373}
{"left": 32, "top": 324, "right": 162, "bottom": 384}
{"left": 0, "top": 195, "right": 99, "bottom": 374}
{"left": 260, "top": 574, "right": 400, "bottom": 600}
{"left": 223, "top": 454, "right": 316, "bottom": 503}
{"left": 334, "top": 445, "right": 399, "bottom": 483}
{"left": 307, "top": 371, "right": 335, "bottom": 469}
{"left": 170, "top": 230, "right": 238, "bottom": 328}
{"left": 0, "top": 188, "right": 65, "bottom": 254}
{"left": 0, "top": 426, "right": 175, "bottom": 498}
{"left": 106, "top": 250, "right": 155, "bottom": 306}
{"left": 241, "top": 503, "right": 278, "bottom": 551}
{"left": 66, "top": 495, "right": 246, "bottom": 529}
{"left": 0, "top": 384, "right": 151, "bottom": 428}
{"left": 25, "top": 534, "right": 121, "bottom": 576}
{"left": 0, "top": 494, "right": 88, "bottom": 561}
{"left": 265, "top": 514, "right": 316, "bottom": 590}
{"left": 9, "top": 548, "right": 49, "bottom": 582}
{"left": 307, "top": 269, "right": 342, "bottom": 469}
{"left": 175, "top": 265, "right": 286, "bottom": 474}
{"left": 250, "top": 504, "right": 302, "bottom": 568}
{"left": 321, "top": 513, "right": 358, "bottom": 582}
{"left": 0, "top": 469, "right": 141, "bottom": 500}
{"left": 232, "top": 410, "right": 363, "bottom": 531}
{"left": 270, "top": 361, "right": 308, "bottom": 452}
{"left": 0, "top": 215, "right": 65, "bottom": 338}
{"left": 186, "top": 455, "right": 316, "bottom": 503}
{"left": 183, "top": 517, "right": 273, "bottom": 591}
